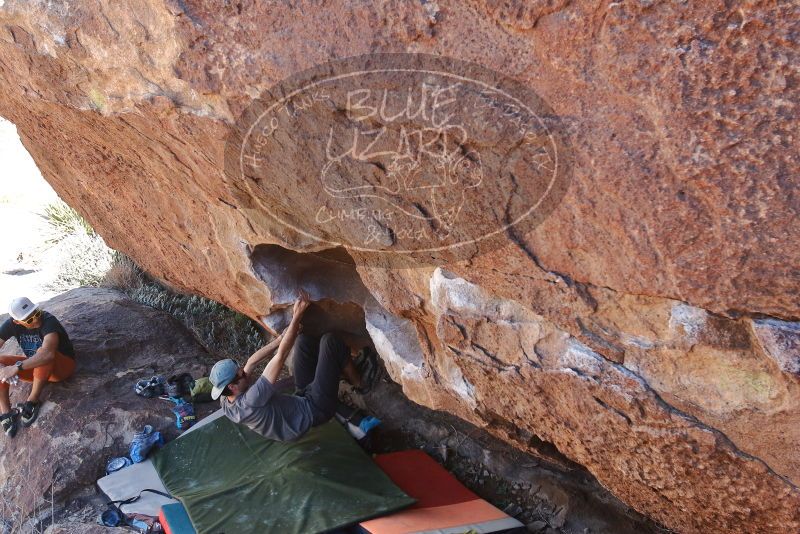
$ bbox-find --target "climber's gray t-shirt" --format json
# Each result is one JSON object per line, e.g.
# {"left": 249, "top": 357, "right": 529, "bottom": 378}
{"left": 220, "top": 376, "right": 314, "bottom": 442}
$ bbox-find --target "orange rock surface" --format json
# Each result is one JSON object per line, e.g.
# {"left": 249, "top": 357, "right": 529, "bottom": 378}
{"left": 0, "top": 1, "right": 798, "bottom": 532}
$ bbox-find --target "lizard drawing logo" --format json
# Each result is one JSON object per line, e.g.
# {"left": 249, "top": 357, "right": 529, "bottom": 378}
{"left": 321, "top": 122, "right": 483, "bottom": 237}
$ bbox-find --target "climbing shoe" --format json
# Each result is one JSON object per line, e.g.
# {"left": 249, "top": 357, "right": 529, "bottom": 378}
{"left": 129, "top": 425, "right": 164, "bottom": 463}
{"left": 17, "top": 401, "right": 40, "bottom": 427}
{"left": 353, "top": 347, "right": 381, "bottom": 395}
{"left": 134, "top": 376, "right": 166, "bottom": 398}
{"left": 334, "top": 402, "right": 381, "bottom": 444}
{"left": 1, "top": 411, "right": 19, "bottom": 438}
{"left": 165, "top": 376, "right": 182, "bottom": 398}
{"left": 165, "top": 373, "right": 195, "bottom": 399}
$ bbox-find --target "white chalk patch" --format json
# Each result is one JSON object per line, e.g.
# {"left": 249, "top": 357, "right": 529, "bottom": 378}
{"left": 422, "top": 0, "right": 440, "bottom": 23}
{"left": 620, "top": 333, "right": 656, "bottom": 349}
{"left": 751, "top": 318, "right": 800, "bottom": 374}
{"left": 365, "top": 307, "right": 425, "bottom": 382}
{"left": 669, "top": 302, "right": 707, "bottom": 342}
{"left": 430, "top": 268, "right": 535, "bottom": 324}
{"left": 445, "top": 361, "right": 477, "bottom": 408}
{"left": 558, "top": 338, "right": 603, "bottom": 376}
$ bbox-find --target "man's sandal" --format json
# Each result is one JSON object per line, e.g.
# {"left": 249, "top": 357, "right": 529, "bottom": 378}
{"left": 17, "top": 401, "right": 40, "bottom": 427}
{"left": 0, "top": 411, "right": 19, "bottom": 438}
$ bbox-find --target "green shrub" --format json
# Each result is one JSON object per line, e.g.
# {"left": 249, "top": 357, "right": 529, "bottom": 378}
{"left": 40, "top": 201, "right": 95, "bottom": 243}
{"left": 129, "top": 283, "right": 266, "bottom": 360}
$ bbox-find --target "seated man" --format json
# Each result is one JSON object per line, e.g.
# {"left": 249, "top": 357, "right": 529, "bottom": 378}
{"left": 210, "top": 290, "right": 368, "bottom": 441}
{"left": 0, "top": 297, "right": 76, "bottom": 437}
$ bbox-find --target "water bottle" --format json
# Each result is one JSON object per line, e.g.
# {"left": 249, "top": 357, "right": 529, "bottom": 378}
{"left": 128, "top": 518, "right": 152, "bottom": 533}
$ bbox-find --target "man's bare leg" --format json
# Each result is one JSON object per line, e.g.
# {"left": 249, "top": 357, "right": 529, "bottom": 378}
{"left": 27, "top": 377, "right": 47, "bottom": 404}
{"left": 335, "top": 332, "right": 372, "bottom": 388}
{"left": 0, "top": 386, "right": 10, "bottom": 414}
{"left": 341, "top": 359, "right": 363, "bottom": 389}
{"left": 329, "top": 331, "right": 380, "bottom": 391}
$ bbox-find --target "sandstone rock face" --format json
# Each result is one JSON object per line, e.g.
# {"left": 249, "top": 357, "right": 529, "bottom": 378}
{"left": 0, "top": 1, "right": 797, "bottom": 532}
{"left": 0, "top": 288, "right": 209, "bottom": 530}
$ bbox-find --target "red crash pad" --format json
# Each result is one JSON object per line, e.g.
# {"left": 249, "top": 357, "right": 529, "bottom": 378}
{"left": 361, "top": 450, "right": 523, "bottom": 534}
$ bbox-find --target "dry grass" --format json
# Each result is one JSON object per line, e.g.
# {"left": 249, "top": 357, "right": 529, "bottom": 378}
{"left": 39, "top": 201, "right": 94, "bottom": 244}
{"left": 101, "top": 252, "right": 143, "bottom": 291}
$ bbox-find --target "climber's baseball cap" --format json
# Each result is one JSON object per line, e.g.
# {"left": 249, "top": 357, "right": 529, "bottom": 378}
{"left": 9, "top": 297, "right": 38, "bottom": 321}
{"left": 210, "top": 359, "right": 239, "bottom": 400}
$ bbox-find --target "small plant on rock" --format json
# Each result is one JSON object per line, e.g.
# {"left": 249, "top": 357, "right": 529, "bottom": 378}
{"left": 40, "top": 202, "right": 95, "bottom": 243}
{"left": 102, "top": 252, "right": 144, "bottom": 291}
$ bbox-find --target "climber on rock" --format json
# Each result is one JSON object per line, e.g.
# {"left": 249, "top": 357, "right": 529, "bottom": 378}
{"left": 0, "top": 297, "right": 76, "bottom": 438}
{"left": 209, "top": 289, "right": 378, "bottom": 442}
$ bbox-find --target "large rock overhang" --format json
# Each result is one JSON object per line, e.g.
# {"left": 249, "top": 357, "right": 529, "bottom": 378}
{"left": 0, "top": 1, "right": 798, "bottom": 532}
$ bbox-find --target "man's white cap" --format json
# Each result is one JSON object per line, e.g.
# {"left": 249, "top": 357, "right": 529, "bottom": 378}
{"left": 9, "top": 297, "right": 38, "bottom": 321}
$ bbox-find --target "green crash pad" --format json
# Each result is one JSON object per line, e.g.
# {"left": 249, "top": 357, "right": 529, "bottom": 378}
{"left": 151, "top": 417, "right": 414, "bottom": 534}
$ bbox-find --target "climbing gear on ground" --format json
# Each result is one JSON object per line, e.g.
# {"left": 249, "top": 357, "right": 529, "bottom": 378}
{"left": 130, "top": 425, "right": 164, "bottom": 463}
{"left": 164, "top": 378, "right": 181, "bottom": 399}
{"left": 0, "top": 410, "right": 19, "bottom": 438}
{"left": 168, "top": 398, "right": 196, "bottom": 430}
{"left": 165, "top": 373, "right": 194, "bottom": 399}
{"left": 101, "top": 490, "right": 171, "bottom": 531}
{"left": 108, "top": 488, "right": 173, "bottom": 507}
{"left": 353, "top": 347, "right": 381, "bottom": 395}
{"left": 101, "top": 505, "right": 125, "bottom": 527}
{"left": 179, "top": 373, "right": 195, "bottom": 394}
{"left": 190, "top": 376, "right": 214, "bottom": 403}
{"left": 134, "top": 376, "right": 166, "bottom": 398}
{"left": 106, "top": 456, "right": 133, "bottom": 475}
{"left": 17, "top": 400, "right": 40, "bottom": 427}
{"left": 126, "top": 513, "right": 163, "bottom": 533}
